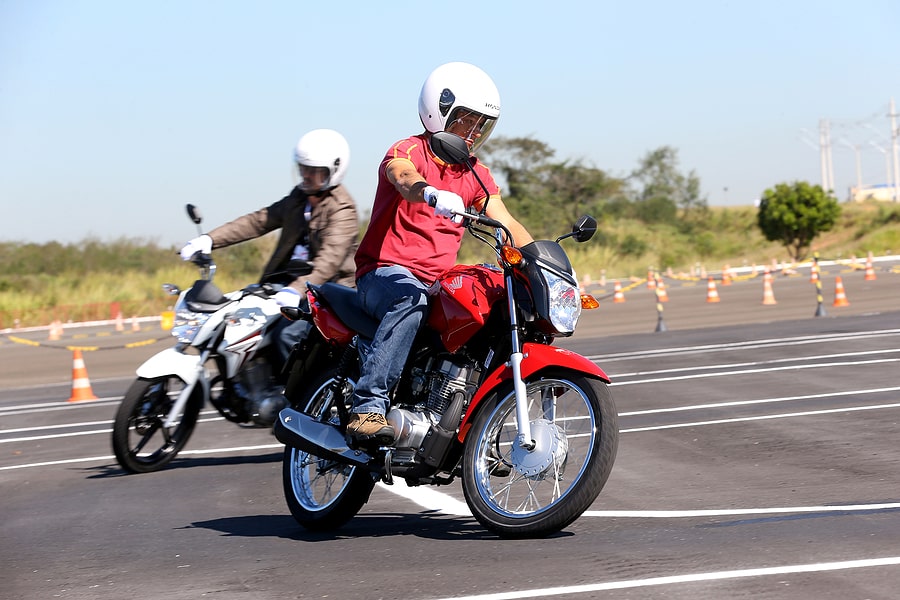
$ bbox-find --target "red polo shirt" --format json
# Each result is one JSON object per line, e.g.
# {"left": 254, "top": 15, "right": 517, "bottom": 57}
{"left": 355, "top": 133, "right": 500, "bottom": 284}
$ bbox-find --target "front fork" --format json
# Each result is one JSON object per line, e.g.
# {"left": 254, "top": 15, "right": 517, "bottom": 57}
{"left": 505, "top": 271, "right": 534, "bottom": 451}
{"left": 162, "top": 348, "right": 211, "bottom": 428}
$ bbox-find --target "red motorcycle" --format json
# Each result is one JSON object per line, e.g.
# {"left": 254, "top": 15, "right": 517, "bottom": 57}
{"left": 274, "top": 132, "right": 618, "bottom": 538}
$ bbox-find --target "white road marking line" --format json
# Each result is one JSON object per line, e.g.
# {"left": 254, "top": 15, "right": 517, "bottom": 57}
{"left": 422, "top": 556, "right": 900, "bottom": 600}
{"left": 588, "top": 329, "right": 900, "bottom": 362}
{"left": 0, "top": 443, "right": 282, "bottom": 471}
{"left": 620, "top": 401, "right": 900, "bottom": 433}
{"left": 0, "top": 415, "right": 224, "bottom": 443}
{"left": 611, "top": 357, "right": 900, "bottom": 386}
{"left": 619, "top": 386, "right": 900, "bottom": 416}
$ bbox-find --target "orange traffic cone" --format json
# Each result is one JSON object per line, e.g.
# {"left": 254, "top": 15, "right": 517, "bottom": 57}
{"left": 864, "top": 254, "right": 877, "bottom": 281}
{"left": 706, "top": 276, "right": 721, "bottom": 303}
{"left": 721, "top": 267, "right": 732, "bottom": 286}
{"left": 762, "top": 270, "right": 777, "bottom": 305}
{"left": 655, "top": 277, "right": 669, "bottom": 302}
{"left": 613, "top": 281, "right": 625, "bottom": 303}
{"left": 809, "top": 262, "right": 820, "bottom": 283}
{"left": 48, "top": 319, "right": 63, "bottom": 341}
{"left": 833, "top": 276, "right": 850, "bottom": 307}
{"left": 115, "top": 311, "right": 124, "bottom": 332}
{"left": 131, "top": 315, "right": 141, "bottom": 332}
{"left": 647, "top": 269, "right": 656, "bottom": 290}
{"left": 68, "top": 349, "right": 98, "bottom": 402}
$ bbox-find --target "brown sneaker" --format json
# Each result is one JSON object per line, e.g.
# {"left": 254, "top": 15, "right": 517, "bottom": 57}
{"left": 347, "top": 412, "right": 395, "bottom": 444}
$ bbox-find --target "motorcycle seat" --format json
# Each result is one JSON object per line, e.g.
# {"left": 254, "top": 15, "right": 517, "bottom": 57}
{"left": 313, "top": 283, "right": 380, "bottom": 339}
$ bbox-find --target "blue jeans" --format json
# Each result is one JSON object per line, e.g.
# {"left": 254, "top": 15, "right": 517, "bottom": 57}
{"left": 351, "top": 265, "right": 429, "bottom": 415}
{"left": 269, "top": 315, "right": 312, "bottom": 381}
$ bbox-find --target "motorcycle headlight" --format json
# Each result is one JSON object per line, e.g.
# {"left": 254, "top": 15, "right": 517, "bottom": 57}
{"left": 171, "top": 300, "right": 211, "bottom": 344}
{"left": 545, "top": 270, "right": 581, "bottom": 334}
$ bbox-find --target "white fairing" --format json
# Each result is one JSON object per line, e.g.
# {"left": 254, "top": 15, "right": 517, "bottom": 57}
{"left": 218, "top": 295, "right": 282, "bottom": 378}
{"left": 136, "top": 347, "right": 204, "bottom": 383}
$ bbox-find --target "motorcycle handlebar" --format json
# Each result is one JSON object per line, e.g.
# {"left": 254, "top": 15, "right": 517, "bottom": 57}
{"left": 457, "top": 210, "right": 503, "bottom": 229}
{"left": 454, "top": 210, "right": 512, "bottom": 244}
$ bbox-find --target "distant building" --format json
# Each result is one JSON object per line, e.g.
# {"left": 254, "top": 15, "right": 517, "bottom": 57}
{"left": 849, "top": 183, "right": 900, "bottom": 202}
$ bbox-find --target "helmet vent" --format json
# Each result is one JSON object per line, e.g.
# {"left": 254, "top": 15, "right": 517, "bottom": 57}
{"left": 438, "top": 88, "right": 455, "bottom": 116}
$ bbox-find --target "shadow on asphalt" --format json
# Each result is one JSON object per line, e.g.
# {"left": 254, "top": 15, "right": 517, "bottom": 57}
{"left": 82, "top": 451, "right": 283, "bottom": 479}
{"left": 187, "top": 511, "right": 575, "bottom": 542}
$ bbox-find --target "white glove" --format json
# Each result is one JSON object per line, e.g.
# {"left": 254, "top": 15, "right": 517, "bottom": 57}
{"left": 424, "top": 186, "right": 465, "bottom": 224}
{"left": 274, "top": 287, "right": 302, "bottom": 308}
{"left": 179, "top": 235, "right": 212, "bottom": 260}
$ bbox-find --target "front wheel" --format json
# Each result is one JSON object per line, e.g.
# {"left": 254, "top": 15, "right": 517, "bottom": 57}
{"left": 112, "top": 376, "right": 203, "bottom": 473}
{"left": 461, "top": 370, "right": 618, "bottom": 538}
{"left": 282, "top": 366, "right": 376, "bottom": 531}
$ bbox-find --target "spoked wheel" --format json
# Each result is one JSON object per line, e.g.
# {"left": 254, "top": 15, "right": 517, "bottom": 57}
{"left": 112, "top": 376, "right": 202, "bottom": 473}
{"left": 462, "top": 370, "right": 618, "bottom": 538}
{"left": 282, "top": 366, "right": 376, "bottom": 531}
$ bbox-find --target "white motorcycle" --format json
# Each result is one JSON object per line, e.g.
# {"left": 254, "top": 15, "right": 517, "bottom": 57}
{"left": 112, "top": 204, "right": 300, "bottom": 473}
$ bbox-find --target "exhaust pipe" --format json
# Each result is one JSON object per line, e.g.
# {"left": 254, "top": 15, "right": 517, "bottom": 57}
{"left": 274, "top": 408, "right": 375, "bottom": 469}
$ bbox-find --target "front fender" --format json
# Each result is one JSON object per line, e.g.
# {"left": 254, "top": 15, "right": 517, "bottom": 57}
{"left": 458, "top": 343, "right": 609, "bottom": 441}
{"left": 136, "top": 347, "right": 204, "bottom": 385}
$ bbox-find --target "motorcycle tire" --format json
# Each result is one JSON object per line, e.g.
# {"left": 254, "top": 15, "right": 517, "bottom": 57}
{"left": 461, "top": 369, "right": 618, "bottom": 538}
{"left": 282, "top": 365, "right": 376, "bottom": 531}
{"left": 112, "top": 375, "right": 203, "bottom": 474}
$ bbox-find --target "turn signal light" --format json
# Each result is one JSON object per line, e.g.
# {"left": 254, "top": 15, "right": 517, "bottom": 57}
{"left": 581, "top": 294, "right": 600, "bottom": 309}
{"left": 501, "top": 245, "right": 524, "bottom": 265}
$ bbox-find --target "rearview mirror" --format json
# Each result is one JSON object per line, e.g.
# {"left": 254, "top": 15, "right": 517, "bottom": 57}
{"left": 573, "top": 215, "right": 597, "bottom": 242}
{"left": 186, "top": 204, "right": 203, "bottom": 225}
{"left": 430, "top": 132, "right": 471, "bottom": 166}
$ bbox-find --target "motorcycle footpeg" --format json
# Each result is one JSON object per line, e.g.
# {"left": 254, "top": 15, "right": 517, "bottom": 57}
{"left": 274, "top": 408, "right": 375, "bottom": 469}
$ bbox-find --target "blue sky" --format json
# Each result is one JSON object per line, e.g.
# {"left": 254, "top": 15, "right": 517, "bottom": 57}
{"left": 2, "top": 0, "right": 898, "bottom": 246}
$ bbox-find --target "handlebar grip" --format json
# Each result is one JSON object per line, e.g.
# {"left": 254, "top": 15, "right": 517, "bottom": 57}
{"left": 461, "top": 211, "right": 503, "bottom": 228}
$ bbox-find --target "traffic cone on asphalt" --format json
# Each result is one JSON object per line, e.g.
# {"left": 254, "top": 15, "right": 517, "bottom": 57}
{"left": 706, "top": 276, "right": 721, "bottom": 303}
{"left": 68, "top": 349, "right": 98, "bottom": 402}
{"left": 721, "top": 266, "right": 732, "bottom": 286}
{"left": 864, "top": 254, "right": 877, "bottom": 281}
{"left": 655, "top": 277, "right": 669, "bottom": 302}
{"left": 131, "top": 315, "right": 141, "bottom": 332}
{"left": 115, "top": 311, "right": 124, "bottom": 332}
{"left": 48, "top": 319, "right": 63, "bottom": 341}
{"left": 809, "top": 262, "right": 819, "bottom": 283}
{"left": 762, "top": 270, "right": 777, "bottom": 305}
{"left": 647, "top": 269, "right": 656, "bottom": 290}
{"left": 833, "top": 276, "right": 850, "bottom": 307}
{"left": 613, "top": 281, "right": 625, "bottom": 303}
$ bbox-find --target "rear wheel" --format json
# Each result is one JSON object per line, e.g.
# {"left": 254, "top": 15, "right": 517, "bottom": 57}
{"left": 112, "top": 376, "right": 203, "bottom": 473}
{"left": 282, "top": 366, "right": 376, "bottom": 531}
{"left": 461, "top": 370, "right": 618, "bottom": 538}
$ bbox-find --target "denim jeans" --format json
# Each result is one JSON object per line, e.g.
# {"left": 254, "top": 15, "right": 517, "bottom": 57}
{"left": 270, "top": 317, "right": 312, "bottom": 380}
{"left": 351, "top": 265, "right": 430, "bottom": 415}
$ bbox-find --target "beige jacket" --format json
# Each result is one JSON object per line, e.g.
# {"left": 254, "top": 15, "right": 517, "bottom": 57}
{"left": 206, "top": 184, "right": 358, "bottom": 290}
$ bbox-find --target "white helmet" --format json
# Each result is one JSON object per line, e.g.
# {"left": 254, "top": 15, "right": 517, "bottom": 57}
{"left": 293, "top": 129, "right": 350, "bottom": 192}
{"left": 418, "top": 62, "right": 500, "bottom": 155}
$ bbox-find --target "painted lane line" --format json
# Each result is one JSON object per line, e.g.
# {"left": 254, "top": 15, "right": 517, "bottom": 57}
{"left": 620, "top": 401, "right": 900, "bottom": 433}
{"left": 0, "top": 443, "right": 282, "bottom": 471}
{"left": 377, "top": 482, "right": 472, "bottom": 516}
{"left": 423, "top": 556, "right": 900, "bottom": 600}
{"left": 1, "top": 409, "right": 220, "bottom": 434}
{"left": 0, "top": 415, "right": 225, "bottom": 443}
{"left": 378, "top": 482, "right": 900, "bottom": 520}
{"left": 611, "top": 348, "right": 900, "bottom": 379}
{"left": 588, "top": 329, "right": 900, "bottom": 362}
{"left": 618, "top": 386, "right": 900, "bottom": 416}
{"left": 611, "top": 357, "right": 900, "bottom": 386}
{"left": 583, "top": 502, "right": 900, "bottom": 518}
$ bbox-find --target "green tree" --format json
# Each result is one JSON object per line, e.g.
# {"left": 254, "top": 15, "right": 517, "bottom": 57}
{"left": 756, "top": 181, "right": 841, "bottom": 260}
{"left": 480, "top": 136, "right": 627, "bottom": 238}
{"left": 630, "top": 146, "right": 707, "bottom": 224}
